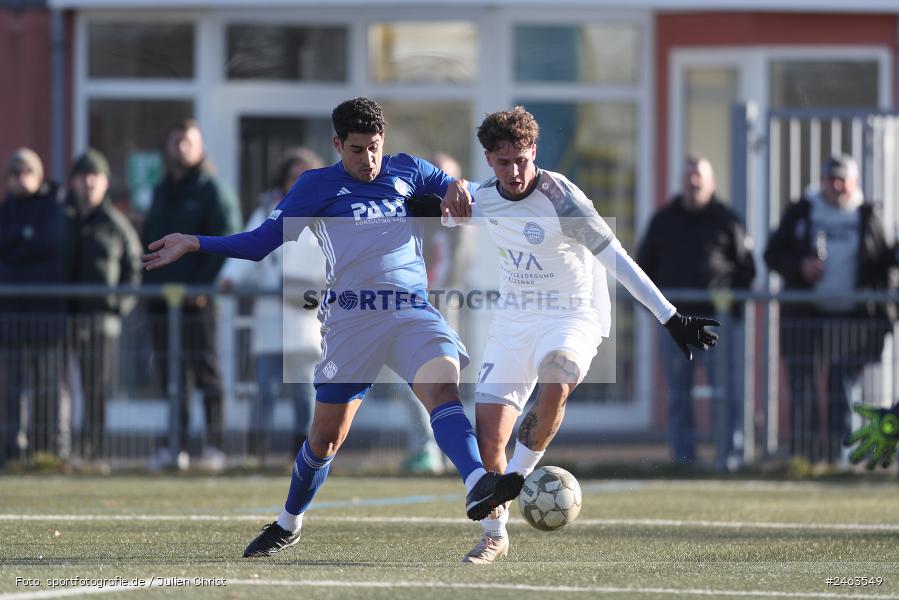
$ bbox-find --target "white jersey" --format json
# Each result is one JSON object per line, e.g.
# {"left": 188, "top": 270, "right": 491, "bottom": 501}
{"left": 472, "top": 169, "right": 616, "bottom": 334}
{"left": 452, "top": 169, "right": 676, "bottom": 336}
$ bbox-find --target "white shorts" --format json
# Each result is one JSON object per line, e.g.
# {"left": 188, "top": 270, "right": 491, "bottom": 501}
{"left": 474, "top": 310, "right": 602, "bottom": 413}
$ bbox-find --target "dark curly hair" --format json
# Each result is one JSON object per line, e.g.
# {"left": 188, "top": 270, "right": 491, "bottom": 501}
{"left": 476, "top": 106, "right": 539, "bottom": 153}
{"left": 332, "top": 98, "right": 387, "bottom": 142}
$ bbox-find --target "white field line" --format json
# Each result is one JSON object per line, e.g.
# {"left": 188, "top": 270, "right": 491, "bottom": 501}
{"left": 2, "top": 513, "right": 899, "bottom": 532}
{"left": 2, "top": 579, "right": 899, "bottom": 600}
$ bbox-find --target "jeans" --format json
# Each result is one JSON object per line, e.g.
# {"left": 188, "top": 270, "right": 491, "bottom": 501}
{"left": 252, "top": 352, "right": 315, "bottom": 456}
{"left": 149, "top": 303, "right": 224, "bottom": 451}
{"left": 661, "top": 317, "right": 744, "bottom": 468}
{"left": 782, "top": 317, "right": 873, "bottom": 464}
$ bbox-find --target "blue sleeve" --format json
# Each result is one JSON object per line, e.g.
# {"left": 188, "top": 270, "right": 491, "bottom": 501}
{"left": 409, "top": 155, "right": 454, "bottom": 197}
{"left": 197, "top": 171, "right": 319, "bottom": 261}
{"left": 198, "top": 218, "right": 283, "bottom": 262}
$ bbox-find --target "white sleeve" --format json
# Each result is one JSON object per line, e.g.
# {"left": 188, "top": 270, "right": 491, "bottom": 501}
{"left": 596, "top": 238, "right": 677, "bottom": 324}
{"left": 441, "top": 202, "right": 483, "bottom": 228}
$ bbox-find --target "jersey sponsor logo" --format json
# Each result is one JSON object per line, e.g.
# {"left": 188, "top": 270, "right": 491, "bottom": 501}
{"left": 322, "top": 360, "right": 339, "bottom": 379}
{"left": 523, "top": 222, "right": 545, "bottom": 245}
{"left": 499, "top": 247, "right": 543, "bottom": 271}
{"left": 350, "top": 199, "right": 407, "bottom": 223}
{"left": 394, "top": 178, "right": 409, "bottom": 196}
{"left": 267, "top": 209, "right": 282, "bottom": 220}
{"left": 337, "top": 187, "right": 351, "bottom": 196}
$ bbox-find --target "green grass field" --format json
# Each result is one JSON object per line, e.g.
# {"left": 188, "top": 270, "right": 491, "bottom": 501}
{"left": 2, "top": 476, "right": 899, "bottom": 599}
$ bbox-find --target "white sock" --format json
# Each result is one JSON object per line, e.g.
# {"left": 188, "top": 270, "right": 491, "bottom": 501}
{"left": 481, "top": 503, "right": 510, "bottom": 539}
{"left": 277, "top": 509, "right": 303, "bottom": 533}
{"left": 464, "top": 467, "right": 488, "bottom": 493}
{"left": 505, "top": 441, "right": 544, "bottom": 477}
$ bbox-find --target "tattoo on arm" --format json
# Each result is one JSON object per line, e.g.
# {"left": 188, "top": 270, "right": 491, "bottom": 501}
{"left": 518, "top": 411, "right": 538, "bottom": 449}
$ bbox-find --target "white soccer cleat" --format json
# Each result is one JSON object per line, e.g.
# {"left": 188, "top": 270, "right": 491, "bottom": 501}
{"left": 461, "top": 534, "right": 509, "bottom": 564}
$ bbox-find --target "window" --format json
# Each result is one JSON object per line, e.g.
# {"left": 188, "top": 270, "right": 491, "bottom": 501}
{"left": 369, "top": 22, "right": 477, "bottom": 84}
{"left": 514, "top": 24, "right": 638, "bottom": 84}
{"left": 226, "top": 25, "right": 348, "bottom": 81}
{"left": 239, "top": 116, "right": 334, "bottom": 218}
{"left": 88, "top": 23, "right": 194, "bottom": 79}
{"left": 517, "top": 101, "right": 636, "bottom": 243}
{"left": 378, "top": 101, "right": 473, "bottom": 176}
{"left": 769, "top": 60, "right": 879, "bottom": 109}
{"left": 683, "top": 67, "right": 740, "bottom": 200}
{"left": 768, "top": 60, "right": 880, "bottom": 210}
{"left": 88, "top": 99, "right": 194, "bottom": 212}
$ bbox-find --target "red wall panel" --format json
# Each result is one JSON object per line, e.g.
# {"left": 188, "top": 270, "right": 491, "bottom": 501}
{"left": 0, "top": 9, "right": 53, "bottom": 192}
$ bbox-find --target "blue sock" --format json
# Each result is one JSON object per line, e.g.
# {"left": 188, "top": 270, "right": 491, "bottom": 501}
{"left": 429, "top": 400, "right": 484, "bottom": 482}
{"left": 284, "top": 440, "right": 334, "bottom": 515}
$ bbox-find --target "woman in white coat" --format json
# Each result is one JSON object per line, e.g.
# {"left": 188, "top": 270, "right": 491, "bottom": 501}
{"left": 219, "top": 149, "right": 325, "bottom": 460}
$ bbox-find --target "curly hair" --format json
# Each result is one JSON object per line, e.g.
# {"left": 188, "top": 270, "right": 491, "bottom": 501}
{"left": 476, "top": 106, "right": 539, "bottom": 153}
{"left": 332, "top": 98, "right": 387, "bottom": 142}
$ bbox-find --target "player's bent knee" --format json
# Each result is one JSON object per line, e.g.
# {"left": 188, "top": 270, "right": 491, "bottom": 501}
{"left": 306, "top": 434, "right": 341, "bottom": 459}
{"left": 538, "top": 351, "right": 581, "bottom": 386}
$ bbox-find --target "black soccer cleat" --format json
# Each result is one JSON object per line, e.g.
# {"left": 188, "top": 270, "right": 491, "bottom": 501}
{"left": 242, "top": 521, "right": 301, "bottom": 558}
{"left": 465, "top": 471, "right": 525, "bottom": 521}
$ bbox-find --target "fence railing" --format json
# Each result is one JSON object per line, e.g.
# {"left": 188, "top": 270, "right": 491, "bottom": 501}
{"left": 1, "top": 285, "right": 896, "bottom": 471}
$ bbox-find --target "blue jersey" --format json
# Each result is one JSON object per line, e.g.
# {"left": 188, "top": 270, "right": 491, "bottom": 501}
{"left": 198, "top": 153, "right": 454, "bottom": 325}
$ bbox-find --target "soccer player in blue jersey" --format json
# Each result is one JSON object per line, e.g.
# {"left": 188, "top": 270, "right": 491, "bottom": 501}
{"left": 142, "top": 98, "right": 523, "bottom": 558}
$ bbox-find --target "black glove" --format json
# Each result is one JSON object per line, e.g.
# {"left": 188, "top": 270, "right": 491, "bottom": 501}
{"left": 405, "top": 194, "right": 443, "bottom": 218}
{"left": 663, "top": 312, "right": 720, "bottom": 361}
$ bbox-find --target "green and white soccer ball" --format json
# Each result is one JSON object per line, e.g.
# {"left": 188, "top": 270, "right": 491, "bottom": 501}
{"left": 518, "top": 466, "right": 582, "bottom": 531}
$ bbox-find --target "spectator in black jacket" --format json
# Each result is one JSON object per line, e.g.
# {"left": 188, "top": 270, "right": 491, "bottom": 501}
{"left": 63, "top": 149, "right": 143, "bottom": 463}
{"left": 765, "top": 154, "right": 895, "bottom": 464}
{"left": 0, "top": 148, "right": 66, "bottom": 464}
{"left": 143, "top": 120, "right": 241, "bottom": 471}
{"left": 638, "top": 157, "right": 755, "bottom": 470}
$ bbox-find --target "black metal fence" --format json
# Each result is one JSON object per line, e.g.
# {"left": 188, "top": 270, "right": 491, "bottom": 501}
{"left": 1, "top": 285, "right": 896, "bottom": 472}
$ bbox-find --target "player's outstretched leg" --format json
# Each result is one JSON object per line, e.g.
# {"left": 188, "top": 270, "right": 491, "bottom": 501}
{"left": 463, "top": 504, "right": 511, "bottom": 563}
{"left": 243, "top": 439, "right": 332, "bottom": 557}
{"left": 413, "top": 356, "right": 524, "bottom": 521}
{"left": 505, "top": 351, "right": 582, "bottom": 477}
{"left": 463, "top": 402, "right": 518, "bottom": 563}
{"left": 244, "top": 395, "right": 361, "bottom": 558}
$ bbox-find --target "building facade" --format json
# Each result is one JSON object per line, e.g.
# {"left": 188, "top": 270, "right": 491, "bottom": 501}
{"left": 4, "top": 0, "right": 898, "bottom": 437}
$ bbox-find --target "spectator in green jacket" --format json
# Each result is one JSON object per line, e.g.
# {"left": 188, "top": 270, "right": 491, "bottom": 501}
{"left": 143, "top": 119, "right": 242, "bottom": 471}
{"left": 64, "top": 148, "right": 143, "bottom": 463}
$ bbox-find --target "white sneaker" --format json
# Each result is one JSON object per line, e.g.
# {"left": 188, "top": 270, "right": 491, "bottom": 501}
{"left": 197, "top": 447, "right": 225, "bottom": 473}
{"left": 461, "top": 534, "right": 509, "bottom": 564}
{"left": 148, "top": 447, "right": 192, "bottom": 472}
{"left": 176, "top": 450, "right": 191, "bottom": 472}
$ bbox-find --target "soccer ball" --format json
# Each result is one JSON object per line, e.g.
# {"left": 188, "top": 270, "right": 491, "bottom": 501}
{"left": 518, "top": 466, "right": 582, "bottom": 531}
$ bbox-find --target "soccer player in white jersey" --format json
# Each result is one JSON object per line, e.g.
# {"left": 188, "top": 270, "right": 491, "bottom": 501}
{"left": 445, "top": 107, "right": 719, "bottom": 564}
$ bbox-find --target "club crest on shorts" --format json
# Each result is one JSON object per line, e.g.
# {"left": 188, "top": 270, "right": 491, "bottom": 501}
{"left": 322, "top": 361, "right": 339, "bottom": 379}
{"left": 523, "top": 222, "right": 545, "bottom": 245}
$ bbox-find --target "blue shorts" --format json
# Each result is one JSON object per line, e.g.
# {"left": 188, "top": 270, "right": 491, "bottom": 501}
{"left": 314, "top": 304, "right": 469, "bottom": 404}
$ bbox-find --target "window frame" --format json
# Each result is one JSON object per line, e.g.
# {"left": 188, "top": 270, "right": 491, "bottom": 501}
{"left": 74, "top": 5, "right": 655, "bottom": 432}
